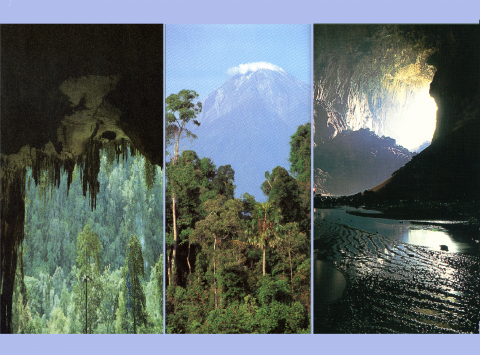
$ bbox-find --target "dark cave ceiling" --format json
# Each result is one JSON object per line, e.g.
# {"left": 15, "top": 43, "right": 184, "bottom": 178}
{"left": 1, "top": 24, "right": 164, "bottom": 167}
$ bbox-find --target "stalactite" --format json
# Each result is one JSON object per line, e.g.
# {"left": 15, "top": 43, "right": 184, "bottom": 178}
{"left": 121, "top": 138, "right": 127, "bottom": 162}
{"left": 64, "top": 156, "right": 76, "bottom": 196}
{"left": 2, "top": 129, "right": 156, "bottom": 332}
{"left": 104, "top": 142, "right": 116, "bottom": 172}
{"left": 1, "top": 163, "right": 26, "bottom": 334}
{"left": 144, "top": 157, "right": 156, "bottom": 193}
{"left": 130, "top": 144, "right": 137, "bottom": 158}
{"left": 114, "top": 138, "right": 131, "bottom": 164}
{"left": 81, "top": 139, "right": 101, "bottom": 210}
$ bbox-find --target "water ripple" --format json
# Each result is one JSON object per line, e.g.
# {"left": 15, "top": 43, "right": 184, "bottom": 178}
{"left": 314, "top": 219, "right": 480, "bottom": 333}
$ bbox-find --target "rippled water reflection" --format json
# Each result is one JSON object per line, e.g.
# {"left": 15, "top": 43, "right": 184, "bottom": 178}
{"left": 314, "top": 208, "right": 480, "bottom": 334}
{"left": 315, "top": 207, "right": 479, "bottom": 255}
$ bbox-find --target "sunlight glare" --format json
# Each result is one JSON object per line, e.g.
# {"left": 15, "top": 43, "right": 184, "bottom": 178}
{"left": 395, "top": 87, "right": 438, "bottom": 152}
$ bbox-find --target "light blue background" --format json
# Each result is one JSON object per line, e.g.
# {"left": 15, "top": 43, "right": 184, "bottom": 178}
{"left": 1, "top": 0, "right": 479, "bottom": 23}
{"left": 1, "top": 1, "right": 479, "bottom": 354}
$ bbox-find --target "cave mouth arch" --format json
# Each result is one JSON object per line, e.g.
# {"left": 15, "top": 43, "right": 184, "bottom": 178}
{"left": 1, "top": 23, "right": 164, "bottom": 333}
{"left": 10, "top": 144, "right": 164, "bottom": 334}
{"left": 314, "top": 24, "right": 441, "bottom": 152}
{"left": 313, "top": 24, "right": 448, "bottom": 197}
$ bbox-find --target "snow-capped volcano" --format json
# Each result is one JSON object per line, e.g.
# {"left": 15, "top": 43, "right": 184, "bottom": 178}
{"left": 189, "top": 64, "right": 310, "bottom": 201}
{"left": 227, "top": 61, "right": 285, "bottom": 76}
{"left": 201, "top": 66, "right": 309, "bottom": 129}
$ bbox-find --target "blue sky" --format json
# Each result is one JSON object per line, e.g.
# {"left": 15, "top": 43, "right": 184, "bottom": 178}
{"left": 166, "top": 25, "right": 311, "bottom": 102}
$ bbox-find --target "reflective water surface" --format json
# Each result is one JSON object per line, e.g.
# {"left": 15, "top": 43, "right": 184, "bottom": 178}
{"left": 314, "top": 259, "right": 345, "bottom": 304}
{"left": 314, "top": 207, "right": 480, "bottom": 333}
{"left": 315, "top": 207, "right": 479, "bottom": 255}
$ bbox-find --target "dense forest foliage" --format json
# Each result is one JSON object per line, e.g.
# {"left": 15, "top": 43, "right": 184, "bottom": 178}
{"left": 165, "top": 90, "right": 311, "bottom": 333}
{"left": 11, "top": 146, "right": 163, "bottom": 334}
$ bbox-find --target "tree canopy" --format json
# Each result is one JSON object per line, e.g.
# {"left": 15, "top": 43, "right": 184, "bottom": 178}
{"left": 289, "top": 123, "right": 311, "bottom": 184}
{"left": 165, "top": 90, "right": 202, "bottom": 287}
{"left": 123, "top": 234, "right": 148, "bottom": 333}
{"left": 165, "top": 118, "right": 311, "bottom": 334}
{"left": 13, "top": 146, "right": 163, "bottom": 334}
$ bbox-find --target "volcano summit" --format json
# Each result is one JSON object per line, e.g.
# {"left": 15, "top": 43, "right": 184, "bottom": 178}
{"left": 188, "top": 63, "right": 310, "bottom": 201}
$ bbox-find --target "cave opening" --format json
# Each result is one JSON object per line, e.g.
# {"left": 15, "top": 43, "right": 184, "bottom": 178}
{"left": 1, "top": 24, "right": 164, "bottom": 334}
{"left": 356, "top": 55, "right": 439, "bottom": 153}
{"left": 8, "top": 142, "right": 164, "bottom": 334}
{"left": 313, "top": 25, "right": 442, "bottom": 196}
{"left": 393, "top": 86, "right": 437, "bottom": 152}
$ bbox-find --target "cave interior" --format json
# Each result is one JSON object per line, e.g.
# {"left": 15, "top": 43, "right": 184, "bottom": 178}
{"left": 0, "top": 24, "right": 164, "bottom": 333}
{"left": 313, "top": 24, "right": 480, "bottom": 204}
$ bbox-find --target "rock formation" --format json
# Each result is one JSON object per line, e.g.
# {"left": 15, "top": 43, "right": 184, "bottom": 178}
{"left": 314, "top": 25, "right": 479, "bottom": 203}
{"left": 370, "top": 25, "right": 480, "bottom": 205}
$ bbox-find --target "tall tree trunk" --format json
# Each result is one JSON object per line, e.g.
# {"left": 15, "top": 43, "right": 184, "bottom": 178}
{"left": 288, "top": 248, "right": 293, "bottom": 290}
{"left": 171, "top": 193, "right": 178, "bottom": 286}
{"left": 187, "top": 242, "right": 192, "bottom": 274}
{"left": 85, "top": 278, "right": 88, "bottom": 334}
{"left": 133, "top": 290, "right": 136, "bottom": 334}
{"left": 213, "top": 236, "right": 217, "bottom": 309}
{"left": 263, "top": 246, "right": 266, "bottom": 276}
{"left": 170, "top": 133, "right": 181, "bottom": 287}
{"left": 166, "top": 251, "right": 171, "bottom": 286}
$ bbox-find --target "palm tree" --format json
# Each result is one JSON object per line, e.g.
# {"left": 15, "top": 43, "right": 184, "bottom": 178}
{"left": 246, "top": 202, "right": 283, "bottom": 276}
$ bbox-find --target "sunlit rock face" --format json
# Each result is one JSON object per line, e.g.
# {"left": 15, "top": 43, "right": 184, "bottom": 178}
{"left": 313, "top": 25, "right": 479, "bottom": 197}
{"left": 0, "top": 24, "right": 163, "bottom": 333}
{"left": 314, "top": 25, "right": 437, "bottom": 152}
{"left": 314, "top": 25, "right": 479, "bottom": 204}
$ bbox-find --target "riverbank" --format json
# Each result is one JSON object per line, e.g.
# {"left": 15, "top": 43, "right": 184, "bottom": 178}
{"left": 314, "top": 195, "right": 480, "bottom": 226}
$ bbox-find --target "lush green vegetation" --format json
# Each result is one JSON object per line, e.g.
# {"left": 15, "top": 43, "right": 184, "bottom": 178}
{"left": 165, "top": 91, "right": 311, "bottom": 333}
{"left": 11, "top": 146, "right": 163, "bottom": 334}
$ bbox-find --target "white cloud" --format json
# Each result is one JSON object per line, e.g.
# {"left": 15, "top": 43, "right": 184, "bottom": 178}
{"left": 227, "top": 62, "right": 285, "bottom": 76}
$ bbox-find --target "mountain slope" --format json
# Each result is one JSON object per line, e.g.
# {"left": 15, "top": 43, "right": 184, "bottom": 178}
{"left": 314, "top": 128, "right": 413, "bottom": 196}
{"left": 188, "top": 67, "right": 310, "bottom": 201}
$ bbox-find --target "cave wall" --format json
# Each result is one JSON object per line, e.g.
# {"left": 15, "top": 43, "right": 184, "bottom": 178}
{"left": 314, "top": 24, "right": 479, "bottom": 151}
{"left": 0, "top": 165, "right": 26, "bottom": 334}
{"left": 428, "top": 25, "right": 480, "bottom": 142}
{"left": 0, "top": 24, "right": 163, "bottom": 333}
{"left": 377, "top": 25, "right": 480, "bottom": 203}
{"left": 313, "top": 25, "right": 369, "bottom": 142}
{"left": 1, "top": 24, "right": 164, "bottom": 166}
{"left": 314, "top": 25, "right": 480, "bottom": 200}
{"left": 313, "top": 24, "right": 437, "bottom": 143}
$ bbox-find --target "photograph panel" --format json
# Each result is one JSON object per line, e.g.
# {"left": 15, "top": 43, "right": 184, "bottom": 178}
{"left": 1, "top": 24, "right": 164, "bottom": 334}
{"left": 165, "top": 24, "right": 311, "bottom": 334}
{"left": 313, "top": 24, "right": 480, "bottom": 334}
